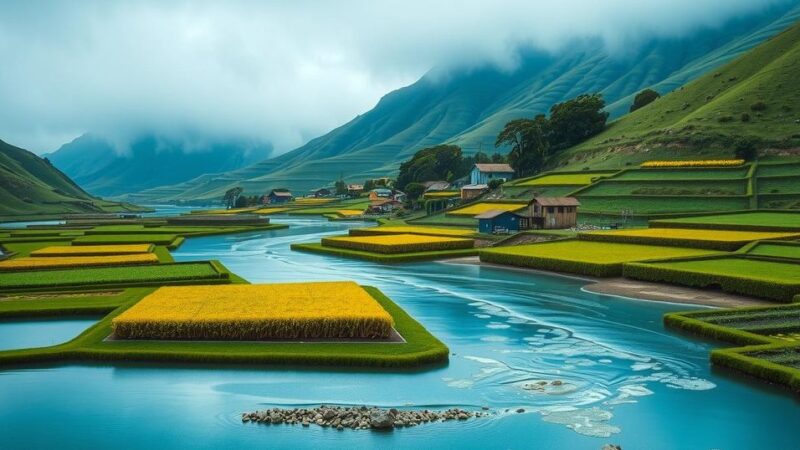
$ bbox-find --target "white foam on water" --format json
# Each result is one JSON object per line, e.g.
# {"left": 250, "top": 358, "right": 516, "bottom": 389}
{"left": 487, "top": 322, "right": 511, "bottom": 329}
{"left": 540, "top": 406, "right": 621, "bottom": 438}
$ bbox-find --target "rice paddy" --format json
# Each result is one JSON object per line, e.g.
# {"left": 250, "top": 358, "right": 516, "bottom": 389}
{"left": 580, "top": 227, "right": 800, "bottom": 250}
{"left": 516, "top": 172, "right": 617, "bottom": 186}
{"left": 350, "top": 226, "right": 474, "bottom": 238}
{"left": 111, "top": 282, "right": 395, "bottom": 340}
{"left": 0, "top": 253, "right": 160, "bottom": 271}
{"left": 447, "top": 202, "right": 527, "bottom": 217}
{"left": 321, "top": 233, "right": 474, "bottom": 254}
{"left": 30, "top": 244, "right": 154, "bottom": 256}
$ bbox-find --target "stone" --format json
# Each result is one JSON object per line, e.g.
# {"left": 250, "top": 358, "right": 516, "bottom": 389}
{"left": 369, "top": 410, "right": 395, "bottom": 429}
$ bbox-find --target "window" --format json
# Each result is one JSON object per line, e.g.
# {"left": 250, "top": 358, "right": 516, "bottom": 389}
{"left": 547, "top": 206, "right": 555, "bottom": 214}
{"left": 558, "top": 206, "right": 564, "bottom": 213}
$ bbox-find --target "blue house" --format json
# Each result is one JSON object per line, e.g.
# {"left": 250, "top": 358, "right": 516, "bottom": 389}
{"left": 475, "top": 209, "right": 529, "bottom": 234}
{"left": 470, "top": 163, "right": 514, "bottom": 185}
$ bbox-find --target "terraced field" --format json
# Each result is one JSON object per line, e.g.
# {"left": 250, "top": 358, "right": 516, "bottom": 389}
{"left": 650, "top": 212, "right": 800, "bottom": 231}
{"left": 580, "top": 227, "right": 800, "bottom": 250}
{"left": 447, "top": 202, "right": 528, "bottom": 217}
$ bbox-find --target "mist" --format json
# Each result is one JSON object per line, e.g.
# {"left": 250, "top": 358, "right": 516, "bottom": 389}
{"left": 0, "top": 0, "right": 789, "bottom": 154}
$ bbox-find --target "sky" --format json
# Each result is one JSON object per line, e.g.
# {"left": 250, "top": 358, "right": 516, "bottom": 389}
{"left": 0, "top": 0, "right": 789, "bottom": 155}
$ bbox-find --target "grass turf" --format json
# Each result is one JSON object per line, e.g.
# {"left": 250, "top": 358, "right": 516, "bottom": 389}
{"left": 0, "top": 286, "right": 449, "bottom": 369}
{"left": 650, "top": 212, "right": 800, "bottom": 232}
{"left": 292, "top": 242, "right": 478, "bottom": 263}
{"left": 480, "top": 239, "right": 716, "bottom": 277}
{"left": 579, "top": 227, "right": 800, "bottom": 251}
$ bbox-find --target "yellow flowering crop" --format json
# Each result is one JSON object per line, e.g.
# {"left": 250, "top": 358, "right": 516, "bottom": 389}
{"left": 640, "top": 160, "right": 745, "bottom": 168}
{"left": 253, "top": 207, "right": 291, "bottom": 214}
{"left": 30, "top": 244, "right": 154, "bottom": 257}
{"left": 322, "top": 233, "right": 474, "bottom": 254}
{"left": 111, "top": 282, "right": 394, "bottom": 340}
{"left": 352, "top": 226, "right": 474, "bottom": 238}
{"left": 336, "top": 209, "right": 365, "bottom": 217}
{"left": 447, "top": 202, "right": 527, "bottom": 217}
{"left": 0, "top": 253, "right": 159, "bottom": 271}
{"left": 293, "top": 198, "right": 336, "bottom": 205}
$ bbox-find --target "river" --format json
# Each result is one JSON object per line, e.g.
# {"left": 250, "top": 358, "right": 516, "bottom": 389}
{"left": 0, "top": 216, "right": 797, "bottom": 449}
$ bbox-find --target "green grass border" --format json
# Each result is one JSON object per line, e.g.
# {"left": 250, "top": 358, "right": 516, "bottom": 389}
{"left": 0, "top": 286, "right": 449, "bottom": 370}
{"left": 291, "top": 242, "right": 478, "bottom": 263}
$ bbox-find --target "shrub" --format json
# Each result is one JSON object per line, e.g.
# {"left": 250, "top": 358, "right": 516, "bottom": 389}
{"left": 629, "top": 88, "right": 660, "bottom": 112}
{"left": 750, "top": 101, "right": 768, "bottom": 111}
{"left": 321, "top": 234, "right": 474, "bottom": 254}
{"left": 741, "top": 113, "right": 751, "bottom": 123}
{"left": 112, "top": 282, "right": 394, "bottom": 340}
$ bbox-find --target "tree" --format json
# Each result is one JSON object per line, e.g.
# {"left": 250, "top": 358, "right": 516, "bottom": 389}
{"left": 630, "top": 89, "right": 660, "bottom": 112}
{"left": 488, "top": 178, "right": 504, "bottom": 190}
{"left": 404, "top": 182, "right": 426, "bottom": 201}
{"left": 334, "top": 179, "right": 347, "bottom": 196}
{"left": 548, "top": 93, "right": 609, "bottom": 151}
{"left": 495, "top": 115, "right": 549, "bottom": 177}
{"left": 222, "top": 187, "right": 243, "bottom": 209}
{"left": 396, "top": 145, "right": 465, "bottom": 189}
{"left": 490, "top": 153, "right": 506, "bottom": 163}
{"left": 734, "top": 136, "right": 759, "bottom": 161}
{"left": 363, "top": 179, "right": 375, "bottom": 191}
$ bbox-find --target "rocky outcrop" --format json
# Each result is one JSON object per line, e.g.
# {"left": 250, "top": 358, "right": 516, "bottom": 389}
{"left": 242, "top": 405, "right": 486, "bottom": 431}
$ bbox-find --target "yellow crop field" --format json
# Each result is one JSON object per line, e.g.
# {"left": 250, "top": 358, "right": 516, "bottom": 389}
{"left": 30, "top": 244, "right": 154, "bottom": 257}
{"left": 640, "top": 159, "right": 745, "bottom": 168}
{"left": 0, "top": 253, "right": 159, "bottom": 271}
{"left": 253, "top": 207, "right": 291, "bottom": 214}
{"left": 294, "top": 198, "right": 336, "bottom": 205}
{"left": 423, "top": 191, "right": 460, "bottom": 198}
{"left": 447, "top": 202, "right": 527, "bottom": 217}
{"left": 112, "top": 282, "right": 394, "bottom": 340}
{"left": 336, "top": 209, "right": 365, "bottom": 217}
{"left": 352, "top": 226, "right": 474, "bottom": 237}
{"left": 518, "top": 172, "right": 616, "bottom": 186}
{"left": 322, "top": 233, "right": 474, "bottom": 254}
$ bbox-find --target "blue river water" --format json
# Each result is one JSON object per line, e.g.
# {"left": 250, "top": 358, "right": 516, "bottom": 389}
{"left": 0, "top": 217, "right": 798, "bottom": 450}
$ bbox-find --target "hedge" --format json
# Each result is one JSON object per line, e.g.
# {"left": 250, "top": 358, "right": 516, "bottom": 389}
{"left": 624, "top": 259, "right": 800, "bottom": 302}
{"left": 292, "top": 243, "right": 478, "bottom": 263}
{"left": 480, "top": 248, "right": 620, "bottom": 277}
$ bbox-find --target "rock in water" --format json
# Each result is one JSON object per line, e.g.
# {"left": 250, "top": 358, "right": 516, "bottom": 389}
{"left": 369, "top": 410, "right": 395, "bottom": 429}
{"left": 601, "top": 445, "right": 622, "bottom": 450}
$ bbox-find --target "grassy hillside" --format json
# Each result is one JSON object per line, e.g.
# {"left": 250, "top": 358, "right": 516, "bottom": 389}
{"left": 129, "top": 3, "right": 800, "bottom": 202}
{"left": 0, "top": 139, "right": 146, "bottom": 218}
{"left": 556, "top": 21, "right": 800, "bottom": 170}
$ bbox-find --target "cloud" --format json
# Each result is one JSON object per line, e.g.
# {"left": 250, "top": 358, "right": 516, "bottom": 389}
{"left": 0, "top": 0, "right": 790, "bottom": 154}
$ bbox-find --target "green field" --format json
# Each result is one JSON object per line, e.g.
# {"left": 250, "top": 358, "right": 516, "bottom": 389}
{"left": 578, "top": 179, "right": 747, "bottom": 196}
{"left": 624, "top": 256, "right": 800, "bottom": 301}
{"left": 757, "top": 176, "right": 800, "bottom": 194}
{"left": 291, "top": 242, "right": 478, "bottom": 263}
{"left": 664, "top": 304, "right": 800, "bottom": 393}
{"left": 514, "top": 172, "right": 617, "bottom": 186}
{"left": 580, "top": 227, "right": 799, "bottom": 251}
{"left": 650, "top": 212, "right": 800, "bottom": 231}
{"left": 0, "top": 262, "right": 228, "bottom": 291}
{"left": 0, "top": 286, "right": 449, "bottom": 369}
{"left": 480, "top": 239, "right": 714, "bottom": 277}
{"left": 577, "top": 196, "right": 750, "bottom": 214}
{"left": 71, "top": 234, "right": 182, "bottom": 247}
{"left": 746, "top": 242, "right": 800, "bottom": 260}
{"left": 756, "top": 163, "right": 800, "bottom": 178}
{"left": 611, "top": 167, "right": 750, "bottom": 180}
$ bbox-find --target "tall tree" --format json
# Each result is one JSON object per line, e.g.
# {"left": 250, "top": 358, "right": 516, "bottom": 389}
{"left": 222, "top": 187, "right": 243, "bottom": 209}
{"left": 495, "top": 115, "right": 549, "bottom": 177}
{"left": 548, "top": 93, "right": 609, "bottom": 151}
{"left": 396, "top": 145, "right": 465, "bottom": 189}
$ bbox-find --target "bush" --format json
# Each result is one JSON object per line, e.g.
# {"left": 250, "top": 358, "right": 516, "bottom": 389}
{"left": 750, "top": 101, "right": 768, "bottom": 111}
{"left": 741, "top": 113, "right": 751, "bottom": 122}
{"left": 630, "top": 88, "right": 660, "bottom": 112}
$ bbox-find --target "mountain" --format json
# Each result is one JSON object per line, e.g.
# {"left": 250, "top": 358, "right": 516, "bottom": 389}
{"left": 555, "top": 19, "right": 800, "bottom": 169}
{"left": 130, "top": 2, "right": 800, "bottom": 203}
{"left": 47, "top": 134, "right": 272, "bottom": 197}
{"left": 0, "top": 139, "right": 144, "bottom": 218}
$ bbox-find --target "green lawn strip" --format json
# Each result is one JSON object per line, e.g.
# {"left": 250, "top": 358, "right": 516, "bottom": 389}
{"left": 153, "top": 246, "right": 174, "bottom": 263}
{"left": 0, "top": 288, "right": 146, "bottom": 319}
{"left": 664, "top": 305, "right": 800, "bottom": 393}
{"left": 575, "top": 195, "right": 751, "bottom": 215}
{"left": 745, "top": 241, "right": 800, "bottom": 260}
{"left": 84, "top": 224, "right": 287, "bottom": 237}
{"left": 479, "top": 239, "right": 716, "bottom": 277}
{"left": 624, "top": 256, "right": 800, "bottom": 302}
{"left": 0, "top": 286, "right": 449, "bottom": 369}
{"left": 577, "top": 230, "right": 800, "bottom": 251}
{"left": 72, "top": 234, "right": 179, "bottom": 246}
{"left": 0, "top": 262, "right": 230, "bottom": 292}
{"left": 0, "top": 236, "right": 75, "bottom": 244}
{"left": 292, "top": 242, "right": 478, "bottom": 263}
{"left": 650, "top": 211, "right": 800, "bottom": 232}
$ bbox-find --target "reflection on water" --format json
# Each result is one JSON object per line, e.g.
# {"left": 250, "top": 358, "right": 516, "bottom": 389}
{"left": 0, "top": 318, "right": 99, "bottom": 351}
{"left": 0, "top": 216, "right": 798, "bottom": 449}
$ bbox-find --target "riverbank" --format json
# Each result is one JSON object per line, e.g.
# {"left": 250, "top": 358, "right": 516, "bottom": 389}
{"left": 445, "top": 257, "right": 772, "bottom": 308}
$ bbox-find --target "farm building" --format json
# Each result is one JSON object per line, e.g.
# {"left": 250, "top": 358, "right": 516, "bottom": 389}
{"left": 476, "top": 210, "right": 530, "bottom": 234}
{"left": 347, "top": 184, "right": 364, "bottom": 196}
{"left": 470, "top": 164, "right": 514, "bottom": 185}
{"left": 369, "top": 188, "right": 406, "bottom": 202}
{"left": 422, "top": 181, "right": 450, "bottom": 192}
{"left": 367, "top": 199, "right": 402, "bottom": 214}
{"left": 266, "top": 189, "right": 293, "bottom": 204}
{"left": 310, "top": 188, "right": 331, "bottom": 198}
{"left": 460, "top": 184, "right": 488, "bottom": 200}
{"left": 527, "top": 197, "right": 580, "bottom": 229}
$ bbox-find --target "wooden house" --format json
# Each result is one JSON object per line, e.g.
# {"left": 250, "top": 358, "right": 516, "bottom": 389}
{"left": 470, "top": 164, "right": 514, "bottom": 185}
{"left": 310, "top": 188, "right": 331, "bottom": 198}
{"left": 460, "top": 184, "right": 488, "bottom": 200}
{"left": 266, "top": 189, "right": 293, "bottom": 204}
{"left": 527, "top": 197, "right": 580, "bottom": 229}
{"left": 475, "top": 210, "right": 529, "bottom": 234}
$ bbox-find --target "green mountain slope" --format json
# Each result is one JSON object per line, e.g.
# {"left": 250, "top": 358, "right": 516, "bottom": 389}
{"left": 0, "top": 139, "right": 144, "bottom": 218}
{"left": 48, "top": 134, "right": 272, "bottom": 197}
{"left": 556, "top": 19, "right": 800, "bottom": 169}
{"left": 130, "top": 3, "right": 800, "bottom": 203}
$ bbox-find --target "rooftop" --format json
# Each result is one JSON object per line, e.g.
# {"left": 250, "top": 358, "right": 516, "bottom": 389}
{"left": 474, "top": 163, "right": 514, "bottom": 173}
{"left": 530, "top": 197, "right": 581, "bottom": 206}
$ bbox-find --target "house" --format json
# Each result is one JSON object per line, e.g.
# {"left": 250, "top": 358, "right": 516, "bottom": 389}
{"left": 310, "top": 188, "right": 331, "bottom": 198}
{"left": 476, "top": 210, "right": 530, "bottom": 234}
{"left": 266, "top": 189, "right": 293, "bottom": 204}
{"left": 460, "top": 184, "right": 488, "bottom": 200}
{"left": 368, "top": 188, "right": 406, "bottom": 202}
{"left": 367, "top": 198, "right": 401, "bottom": 214}
{"left": 470, "top": 164, "right": 514, "bottom": 185}
{"left": 527, "top": 197, "right": 580, "bottom": 229}
{"left": 347, "top": 184, "right": 364, "bottom": 196}
{"left": 421, "top": 181, "right": 450, "bottom": 192}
